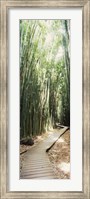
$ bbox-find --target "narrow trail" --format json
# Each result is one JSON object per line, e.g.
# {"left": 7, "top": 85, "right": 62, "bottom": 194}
{"left": 20, "top": 127, "right": 69, "bottom": 179}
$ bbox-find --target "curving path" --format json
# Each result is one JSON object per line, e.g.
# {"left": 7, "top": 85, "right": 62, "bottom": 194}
{"left": 20, "top": 127, "right": 68, "bottom": 179}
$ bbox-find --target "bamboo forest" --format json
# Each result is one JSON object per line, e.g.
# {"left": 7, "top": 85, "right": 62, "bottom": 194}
{"left": 20, "top": 20, "right": 70, "bottom": 138}
{"left": 20, "top": 20, "right": 70, "bottom": 179}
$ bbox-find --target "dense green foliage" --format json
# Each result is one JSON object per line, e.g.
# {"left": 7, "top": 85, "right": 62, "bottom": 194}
{"left": 20, "top": 20, "right": 70, "bottom": 138}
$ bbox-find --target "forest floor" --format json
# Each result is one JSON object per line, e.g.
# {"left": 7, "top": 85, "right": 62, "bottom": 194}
{"left": 20, "top": 129, "right": 70, "bottom": 179}
{"left": 48, "top": 129, "right": 70, "bottom": 179}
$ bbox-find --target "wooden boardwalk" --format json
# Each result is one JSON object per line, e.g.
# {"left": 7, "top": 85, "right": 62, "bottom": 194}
{"left": 20, "top": 127, "right": 68, "bottom": 179}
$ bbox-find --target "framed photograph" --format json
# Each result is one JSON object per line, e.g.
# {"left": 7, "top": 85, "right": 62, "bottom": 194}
{"left": 0, "top": 0, "right": 90, "bottom": 199}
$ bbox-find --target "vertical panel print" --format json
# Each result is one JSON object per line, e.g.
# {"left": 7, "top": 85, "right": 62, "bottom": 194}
{"left": 20, "top": 20, "right": 70, "bottom": 179}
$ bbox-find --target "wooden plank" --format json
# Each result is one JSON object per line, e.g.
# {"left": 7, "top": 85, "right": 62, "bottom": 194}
{"left": 21, "top": 168, "right": 54, "bottom": 174}
{"left": 21, "top": 175, "right": 56, "bottom": 179}
{"left": 21, "top": 172, "right": 55, "bottom": 178}
{"left": 21, "top": 164, "right": 52, "bottom": 170}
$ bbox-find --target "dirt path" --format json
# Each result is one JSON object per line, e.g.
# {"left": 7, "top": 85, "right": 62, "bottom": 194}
{"left": 48, "top": 130, "right": 70, "bottom": 179}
